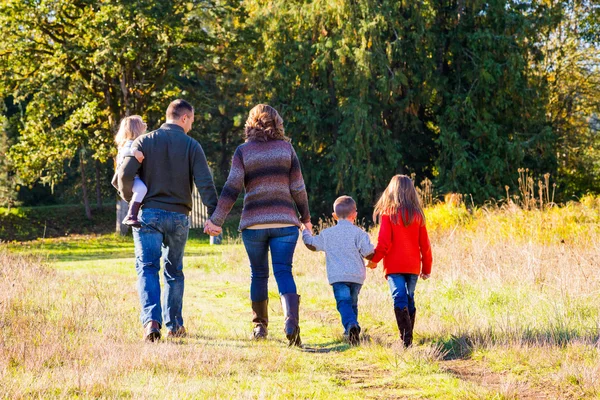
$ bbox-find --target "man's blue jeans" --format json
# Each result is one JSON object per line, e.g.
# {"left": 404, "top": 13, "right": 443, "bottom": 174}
{"left": 387, "top": 273, "right": 418, "bottom": 313}
{"left": 133, "top": 208, "right": 189, "bottom": 331}
{"left": 331, "top": 282, "right": 362, "bottom": 333}
{"left": 241, "top": 226, "right": 299, "bottom": 302}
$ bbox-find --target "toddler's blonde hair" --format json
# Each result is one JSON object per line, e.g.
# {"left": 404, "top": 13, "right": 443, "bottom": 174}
{"left": 115, "top": 115, "right": 146, "bottom": 147}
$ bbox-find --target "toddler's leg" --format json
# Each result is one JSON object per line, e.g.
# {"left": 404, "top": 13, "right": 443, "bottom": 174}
{"left": 123, "top": 177, "right": 147, "bottom": 227}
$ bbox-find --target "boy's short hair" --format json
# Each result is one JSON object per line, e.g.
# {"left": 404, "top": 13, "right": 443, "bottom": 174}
{"left": 166, "top": 99, "right": 194, "bottom": 120}
{"left": 333, "top": 196, "right": 357, "bottom": 219}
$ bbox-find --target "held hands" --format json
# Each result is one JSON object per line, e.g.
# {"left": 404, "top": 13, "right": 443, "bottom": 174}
{"left": 133, "top": 149, "right": 145, "bottom": 163}
{"left": 420, "top": 273, "right": 430, "bottom": 280}
{"left": 366, "top": 261, "right": 377, "bottom": 270}
{"left": 302, "top": 221, "right": 313, "bottom": 233}
{"left": 203, "top": 219, "right": 222, "bottom": 237}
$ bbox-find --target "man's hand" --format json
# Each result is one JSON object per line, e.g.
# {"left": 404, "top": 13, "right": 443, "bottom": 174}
{"left": 133, "top": 149, "right": 145, "bottom": 164}
{"left": 420, "top": 273, "right": 430, "bottom": 280}
{"left": 303, "top": 221, "right": 313, "bottom": 233}
{"left": 366, "top": 261, "right": 377, "bottom": 269}
{"left": 204, "top": 219, "right": 222, "bottom": 236}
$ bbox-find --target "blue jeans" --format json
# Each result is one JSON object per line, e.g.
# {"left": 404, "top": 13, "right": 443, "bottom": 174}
{"left": 387, "top": 273, "right": 418, "bottom": 313}
{"left": 241, "top": 226, "right": 299, "bottom": 302}
{"left": 332, "top": 282, "right": 362, "bottom": 333}
{"left": 133, "top": 208, "right": 189, "bottom": 331}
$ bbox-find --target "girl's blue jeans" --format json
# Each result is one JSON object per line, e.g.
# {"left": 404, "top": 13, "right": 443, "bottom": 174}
{"left": 241, "top": 226, "right": 299, "bottom": 302}
{"left": 387, "top": 273, "right": 418, "bottom": 313}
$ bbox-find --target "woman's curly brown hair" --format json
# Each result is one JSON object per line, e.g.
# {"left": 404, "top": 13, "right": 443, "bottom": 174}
{"left": 244, "top": 104, "right": 289, "bottom": 142}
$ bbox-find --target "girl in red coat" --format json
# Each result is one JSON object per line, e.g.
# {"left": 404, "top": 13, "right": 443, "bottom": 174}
{"left": 367, "top": 175, "right": 432, "bottom": 347}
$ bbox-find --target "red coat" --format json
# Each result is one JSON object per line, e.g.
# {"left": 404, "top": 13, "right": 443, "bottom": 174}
{"left": 371, "top": 214, "right": 432, "bottom": 276}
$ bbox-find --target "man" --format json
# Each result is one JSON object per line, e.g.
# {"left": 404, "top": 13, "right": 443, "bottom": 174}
{"left": 117, "top": 99, "right": 222, "bottom": 341}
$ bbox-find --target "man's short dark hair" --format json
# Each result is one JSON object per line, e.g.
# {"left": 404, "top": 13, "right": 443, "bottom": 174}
{"left": 333, "top": 196, "right": 357, "bottom": 219}
{"left": 166, "top": 99, "right": 194, "bottom": 120}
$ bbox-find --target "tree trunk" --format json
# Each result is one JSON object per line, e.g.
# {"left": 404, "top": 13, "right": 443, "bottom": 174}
{"left": 116, "top": 198, "right": 129, "bottom": 235}
{"left": 80, "top": 149, "right": 92, "bottom": 220}
{"left": 95, "top": 159, "right": 102, "bottom": 209}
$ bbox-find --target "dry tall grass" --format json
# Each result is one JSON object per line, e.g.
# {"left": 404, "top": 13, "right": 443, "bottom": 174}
{"left": 1, "top": 196, "right": 599, "bottom": 398}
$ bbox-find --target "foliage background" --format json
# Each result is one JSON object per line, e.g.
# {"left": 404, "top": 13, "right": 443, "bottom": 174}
{"left": 1, "top": 0, "right": 598, "bottom": 221}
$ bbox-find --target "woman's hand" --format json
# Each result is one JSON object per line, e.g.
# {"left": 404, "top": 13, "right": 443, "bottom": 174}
{"left": 204, "top": 219, "right": 222, "bottom": 236}
{"left": 302, "top": 221, "right": 313, "bottom": 233}
{"left": 366, "top": 261, "right": 377, "bottom": 269}
{"left": 420, "top": 273, "right": 430, "bottom": 280}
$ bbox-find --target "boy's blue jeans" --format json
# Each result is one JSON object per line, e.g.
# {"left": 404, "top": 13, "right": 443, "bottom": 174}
{"left": 332, "top": 282, "right": 362, "bottom": 333}
{"left": 241, "top": 226, "right": 299, "bottom": 302}
{"left": 133, "top": 208, "right": 189, "bottom": 331}
{"left": 387, "top": 273, "right": 418, "bottom": 313}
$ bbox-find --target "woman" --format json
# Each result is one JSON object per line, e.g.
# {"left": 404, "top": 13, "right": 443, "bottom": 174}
{"left": 206, "top": 104, "right": 311, "bottom": 346}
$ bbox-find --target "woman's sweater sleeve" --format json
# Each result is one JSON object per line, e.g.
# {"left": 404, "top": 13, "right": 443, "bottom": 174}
{"left": 289, "top": 146, "right": 311, "bottom": 223}
{"left": 370, "top": 215, "right": 392, "bottom": 264}
{"left": 419, "top": 224, "right": 432, "bottom": 275}
{"left": 209, "top": 148, "right": 245, "bottom": 227}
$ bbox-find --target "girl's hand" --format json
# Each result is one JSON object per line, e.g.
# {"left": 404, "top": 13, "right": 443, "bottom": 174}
{"left": 133, "top": 149, "right": 145, "bottom": 163}
{"left": 420, "top": 273, "right": 430, "bottom": 280}
{"left": 366, "top": 261, "right": 377, "bottom": 269}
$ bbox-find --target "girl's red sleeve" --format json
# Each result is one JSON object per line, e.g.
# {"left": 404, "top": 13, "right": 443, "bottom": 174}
{"left": 419, "top": 224, "right": 432, "bottom": 275}
{"left": 371, "top": 215, "right": 392, "bottom": 264}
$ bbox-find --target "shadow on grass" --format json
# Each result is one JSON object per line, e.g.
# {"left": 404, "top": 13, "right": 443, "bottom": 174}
{"left": 421, "top": 327, "right": 600, "bottom": 360}
{"left": 302, "top": 340, "right": 352, "bottom": 353}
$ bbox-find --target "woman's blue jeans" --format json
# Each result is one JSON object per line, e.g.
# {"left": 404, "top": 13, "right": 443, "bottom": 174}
{"left": 387, "top": 273, "right": 418, "bottom": 313}
{"left": 241, "top": 226, "right": 299, "bottom": 302}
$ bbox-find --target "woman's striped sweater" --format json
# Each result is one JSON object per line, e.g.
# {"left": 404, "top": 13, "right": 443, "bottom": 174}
{"left": 209, "top": 139, "right": 311, "bottom": 230}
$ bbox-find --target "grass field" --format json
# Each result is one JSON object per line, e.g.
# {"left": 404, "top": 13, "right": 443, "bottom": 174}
{"left": 1, "top": 198, "right": 599, "bottom": 399}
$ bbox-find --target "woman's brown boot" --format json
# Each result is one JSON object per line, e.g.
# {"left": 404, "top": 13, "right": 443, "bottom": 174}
{"left": 280, "top": 293, "right": 302, "bottom": 347}
{"left": 251, "top": 300, "right": 269, "bottom": 339}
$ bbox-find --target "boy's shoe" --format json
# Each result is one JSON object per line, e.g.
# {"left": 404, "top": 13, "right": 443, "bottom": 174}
{"left": 144, "top": 320, "right": 161, "bottom": 342}
{"left": 348, "top": 324, "right": 361, "bottom": 346}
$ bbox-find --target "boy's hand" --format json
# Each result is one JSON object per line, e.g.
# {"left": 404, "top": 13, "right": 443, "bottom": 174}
{"left": 420, "top": 273, "right": 430, "bottom": 280}
{"left": 133, "top": 149, "right": 145, "bottom": 163}
{"left": 366, "top": 261, "right": 377, "bottom": 269}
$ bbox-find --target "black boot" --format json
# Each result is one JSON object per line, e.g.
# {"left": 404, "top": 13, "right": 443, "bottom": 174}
{"left": 122, "top": 201, "right": 142, "bottom": 227}
{"left": 394, "top": 307, "right": 413, "bottom": 347}
{"left": 280, "top": 293, "right": 301, "bottom": 347}
{"left": 409, "top": 308, "right": 416, "bottom": 337}
{"left": 251, "top": 300, "right": 269, "bottom": 339}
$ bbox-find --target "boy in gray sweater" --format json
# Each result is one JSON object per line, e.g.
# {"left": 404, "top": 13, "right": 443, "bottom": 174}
{"left": 302, "top": 196, "right": 374, "bottom": 345}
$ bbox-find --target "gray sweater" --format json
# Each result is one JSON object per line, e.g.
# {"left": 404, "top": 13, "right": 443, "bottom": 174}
{"left": 116, "top": 123, "right": 218, "bottom": 216}
{"left": 302, "top": 220, "right": 375, "bottom": 285}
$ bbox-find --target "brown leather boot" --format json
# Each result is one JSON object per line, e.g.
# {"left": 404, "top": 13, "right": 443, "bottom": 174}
{"left": 394, "top": 307, "right": 413, "bottom": 347}
{"left": 167, "top": 326, "right": 187, "bottom": 338}
{"left": 251, "top": 300, "right": 269, "bottom": 339}
{"left": 144, "top": 320, "right": 161, "bottom": 342}
{"left": 280, "top": 293, "right": 301, "bottom": 347}
{"left": 123, "top": 201, "right": 142, "bottom": 227}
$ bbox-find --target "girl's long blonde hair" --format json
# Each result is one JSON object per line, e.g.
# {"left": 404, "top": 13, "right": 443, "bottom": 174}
{"left": 115, "top": 115, "right": 146, "bottom": 147}
{"left": 373, "top": 174, "right": 425, "bottom": 226}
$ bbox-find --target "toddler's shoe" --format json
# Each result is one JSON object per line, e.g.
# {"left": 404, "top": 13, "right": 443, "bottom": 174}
{"left": 122, "top": 216, "right": 142, "bottom": 228}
